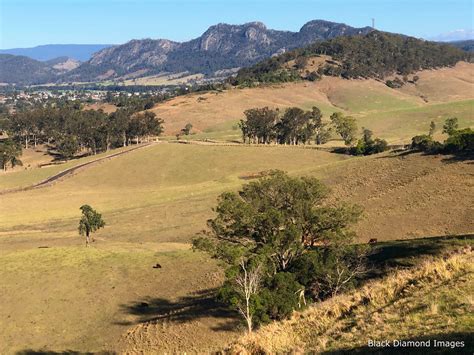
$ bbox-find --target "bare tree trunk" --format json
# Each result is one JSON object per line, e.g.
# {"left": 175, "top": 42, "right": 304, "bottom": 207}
{"left": 236, "top": 260, "right": 263, "bottom": 333}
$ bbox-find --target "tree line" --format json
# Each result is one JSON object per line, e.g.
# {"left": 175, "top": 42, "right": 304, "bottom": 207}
{"left": 411, "top": 117, "right": 474, "bottom": 154}
{"left": 0, "top": 103, "right": 164, "bottom": 170}
{"left": 238, "top": 106, "right": 388, "bottom": 154}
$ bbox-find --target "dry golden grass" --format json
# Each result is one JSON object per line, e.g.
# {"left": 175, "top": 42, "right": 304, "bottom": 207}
{"left": 399, "top": 62, "right": 474, "bottom": 103}
{"left": 230, "top": 248, "right": 473, "bottom": 354}
{"left": 83, "top": 102, "right": 118, "bottom": 113}
{"left": 151, "top": 62, "right": 474, "bottom": 140}
{"left": 151, "top": 81, "right": 336, "bottom": 134}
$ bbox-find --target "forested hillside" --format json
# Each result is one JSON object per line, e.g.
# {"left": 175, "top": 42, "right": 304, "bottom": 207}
{"left": 0, "top": 54, "right": 58, "bottom": 84}
{"left": 232, "top": 31, "right": 470, "bottom": 85}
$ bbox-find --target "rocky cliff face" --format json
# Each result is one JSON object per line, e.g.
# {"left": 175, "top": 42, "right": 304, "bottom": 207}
{"left": 63, "top": 20, "right": 373, "bottom": 82}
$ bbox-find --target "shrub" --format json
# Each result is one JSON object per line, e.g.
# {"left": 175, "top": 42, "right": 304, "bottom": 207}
{"left": 411, "top": 134, "right": 442, "bottom": 152}
{"left": 444, "top": 128, "right": 474, "bottom": 153}
{"left": 307, "top": 71, "right": 321, "bottom": 81}
{"left": 385, "top": 77, "right": 404, "bottom": 88}
{"left": 351, "top": 129, "right": 389, "bottom": 156}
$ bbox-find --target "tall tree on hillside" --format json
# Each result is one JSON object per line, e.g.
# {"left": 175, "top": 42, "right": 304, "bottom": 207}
{"left": 277, "top": 107, "right": 308, "bottom": 145}
{"left": 442, "top": 117, "right": 459, "bottom": 136}
{"left": 78, "top": 205, "right": 105, "bottom": 247}
{"left": 10, "top": 111, "right": 36, "bottom": 149}
{"left": 108, "top": 108, "right": 132, "bottom": 148}
{"left": 429, "top": 121, "right": 436, "bottom": 137}
{"left": 196, "top": 171, "right": 362, "bottom": 273}
{"left": 0, "top": 138, "right": 23, "bottom": 171}
{"left": 143, "top": 111, "right": 164, "bottom": 140}
{"left": 243, "top": 107, "right": 279, "bottom": 144}
{"left": 330, "top": 112, "right": 358, "bottom": 145}
{"left": 308, "top": 106, "right": 331, "bottom": 145}
{"left": 193, "top": 171, "right": 364, "bottom": 330}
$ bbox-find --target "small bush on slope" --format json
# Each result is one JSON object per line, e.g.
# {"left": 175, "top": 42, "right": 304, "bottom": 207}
{"left": 229, "top": 247, "right": 473, "bottom": 354}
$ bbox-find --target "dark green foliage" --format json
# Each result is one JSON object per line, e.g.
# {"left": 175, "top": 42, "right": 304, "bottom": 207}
{"left": 306, "top": 71, "right": 321, "bottom": 82}
{"left": 56, "top": 135, "right": 80, "bottom": 159}
{"left": 193, "top": 171, "right": 364, "bottom": 329}
{"left": 232, "top": 31, "right": 469, "bottom": 85}
{"left": 442, "top": 117, "right": 459, "bottom": 136}
{"left": 256, "top": 273, "right": 303, "bottom": 321}
{"left": 3, "top": 102, "right": 164, "bottom": 160}
{"left": 241, "top": 107, "right": 279, "bottom": 144}
{"left": 352, "top": 128, "right": 389, "bottom": 155}
{"left": 411, "top": 118, "right": 473, "bottom": 154}
{"left": 239, "top": 106, "right": 330, "bottom": 145}
{"left": 78, "top": 205, "right": 105, "bottom": 247}
{"left": 0, "top": 138, "right": 23, "bottom": 171}
{"left": 411, "top": 134, "right": 441, "bottom": 153}
{"left": 181, "top": 123, "right": 193, "bottom": 135}
{"left": 290, "top": 244, "right": 368, "bottom": 299}
{"left": 385, "top": 77, "right": 404, "bottom": 89}
{"left": 444, "top": 128, "right": 474, "bottom": 153}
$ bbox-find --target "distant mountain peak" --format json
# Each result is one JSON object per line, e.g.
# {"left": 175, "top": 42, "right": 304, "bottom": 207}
{"left": 2, "top": 19, "right": 376, "bottom": 84}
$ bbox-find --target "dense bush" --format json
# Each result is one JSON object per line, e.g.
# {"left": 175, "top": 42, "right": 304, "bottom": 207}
{"left": 352, "top": 129, "right": 389, "bottom": 155}
{"left": 444, "top": 128, "right": 474, "bottom": 153}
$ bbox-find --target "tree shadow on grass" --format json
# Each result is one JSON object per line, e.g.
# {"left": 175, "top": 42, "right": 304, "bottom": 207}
{"left": 321, "top": 331, "right": 474, "bottom": 354}
{"left": 117, "top": 287, "right": 240, "bottom": 331}
{"left": 440, "top": 152, "right": 474, "bottom": 164}
{"left": 364, "top": 234, "right": 473, "bottom": 280}
{"left": 377, "top": 148, "right": 474, "bottom": 164}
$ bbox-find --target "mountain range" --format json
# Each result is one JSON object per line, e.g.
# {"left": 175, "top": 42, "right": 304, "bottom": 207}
{"left": 1, "top": 20, "right": 472, "bottom": 86}
{"left": 65, "top": 20, "right": 374, "bottom": 82}
{"left": 0, "top": 20, "right": 374, "bottom": 85}
{"left": 0, "top": 44, "right": 112, "bottom": 62}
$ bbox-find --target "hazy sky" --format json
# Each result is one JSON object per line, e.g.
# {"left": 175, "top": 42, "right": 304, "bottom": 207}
{"left": 1, "top": 0, "right": 473, "bottom": 48}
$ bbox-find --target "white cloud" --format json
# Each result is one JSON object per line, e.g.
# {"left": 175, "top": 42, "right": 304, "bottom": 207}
{"left": 429, "top": 29, "right": 474, "bottom": 42}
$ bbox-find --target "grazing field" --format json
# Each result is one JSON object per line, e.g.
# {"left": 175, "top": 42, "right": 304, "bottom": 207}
{"left": 0, "top": 145, "right": 139, "bottom": 191}
{"left": 1, "top": 141, "right": 473, "bottom": 353}
{"left": 1, "top": 62, "right": 474, "bottom": 352}
{"left": 151, "top": 62, "right": 474, "bottom": 143}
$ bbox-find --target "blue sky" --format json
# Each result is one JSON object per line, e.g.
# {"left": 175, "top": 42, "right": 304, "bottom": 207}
{"left": 0, "top": 0, "right": 473, "bottom": 49}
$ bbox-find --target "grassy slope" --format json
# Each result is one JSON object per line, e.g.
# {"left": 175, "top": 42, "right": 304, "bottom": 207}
{"left": 0, "top": 145, "right": 136, "bottom": 191}
{"left": 1, "top": 141, "right": 472, "bottom": 353}
{"left": 0, "top": 144, "right": 349, "bottom": 354}
{"left": 231, "top": 250, "right": 474, "bottom": 354}
{"left": 151, "top": 62, "right": 473, "bottom": 143}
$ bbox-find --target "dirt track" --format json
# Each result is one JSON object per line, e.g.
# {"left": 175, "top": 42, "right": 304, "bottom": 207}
{"left": 0, "top": 142, "right": 156, "bottom": 196}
